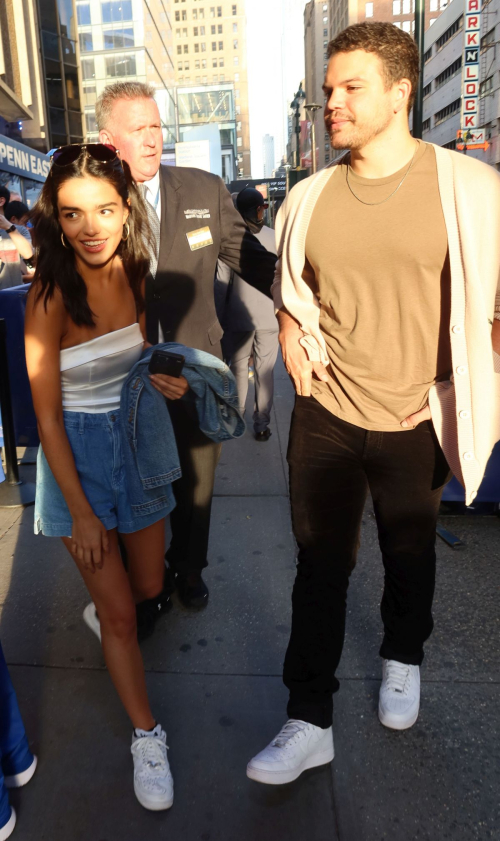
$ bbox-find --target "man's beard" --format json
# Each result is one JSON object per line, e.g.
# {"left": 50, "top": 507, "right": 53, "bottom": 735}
{"left": 327, "top": 109, "right": 392, "bottom": 151}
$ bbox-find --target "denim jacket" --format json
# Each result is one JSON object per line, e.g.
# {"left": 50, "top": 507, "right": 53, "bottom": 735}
{"left": 120, "top": 343, "right": 245, "bottom": 516}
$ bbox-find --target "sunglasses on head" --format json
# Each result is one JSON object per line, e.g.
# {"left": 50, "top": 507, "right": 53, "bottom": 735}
{"left": 50, "top": 143, "right": 122, "bottom": 168}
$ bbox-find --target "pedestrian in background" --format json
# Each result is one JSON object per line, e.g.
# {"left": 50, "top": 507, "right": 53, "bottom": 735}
{"left": 0, "top": 641, "right": 37, "bottom": 841}
{"left": 96, "top": 82, "right": 276, "bottom": 612}
{"left": 0, "top": 187, "right": 33, "bottom": 290}
{"left": 217, "top": 187, "right": 279, "bottom": 441}
{"left": 248, "top": 22, "right": 500, "bottom": 785}
{"left": 4, "top": 203, "right": 30, "bottom": 228}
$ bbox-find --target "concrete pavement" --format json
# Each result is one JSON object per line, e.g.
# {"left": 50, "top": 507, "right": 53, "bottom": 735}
{"left": 0, "top": 358, "right": 499, "bottom": 841}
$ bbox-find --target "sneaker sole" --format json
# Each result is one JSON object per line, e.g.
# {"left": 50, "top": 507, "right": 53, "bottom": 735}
{"left": 246, "top": 744, "right": 334, "bottom": 785}
{"left": 83, "top": 604, "right": 102, "bottom": 642}
{"left": 134, "top": 784, "right": 174, "bottom": 811}
{"left": 378, "top": 701, "right": 420, "bottom": 731}
{"left": 4, "top": 755, "right": 38, "bottom": 789}
{"left": 0, "top": 808, "right": 16, "bottom": 841}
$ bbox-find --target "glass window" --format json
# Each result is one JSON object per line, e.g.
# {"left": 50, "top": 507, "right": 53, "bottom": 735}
{"left": 81, "top": 58, "right": 95, "bottom": 80}
{"left": 218, "top": 24, "right": 223, "bottom": 33}
{"left": 103, "top": 28, "right": 134, "bottom": 49}
{"left": 233, "top": 23, "right": 238, "bottom": 32}
{"left": 402, "top": 0, "right": 410, "bottom": 12}
{"left": 105, "top": 53, "right": 137, "bottom": 77}
{"left": 68, "top": 110, "right": 83, "bottom": 137}
{"left": 177, "top": 45, "right": 182, "bottom": 54}
{"left": 219, "top": 57, "right": 224, "bottom": 66}
{"left": 402, "top": 19, "right": 411, "bottom": 30}
{"left": 79, "top": 32, "right": 93, "bottom": 52}
{"left": 202, "top": 58, "right": 207, "bottom": 67}
{"left": 199, "top": 8, "right": 205, "bottom": 18}
{"left": 365, "top": 2, "right": 373, "bottom": 17}
{"left": 233, "top": 39, "right": 238, "bottom": 48}
{"left": 62, "top": 37, "right": 77, "bottom": 65}
{"left": 211, "top": 24, "right": 216, "bottom": 33}
{"left": 101, "top": 0, "right": 133, "bottom": 22}
{"left": 183, "top": 44, "right": 189, "bottom": 53}
{"left": 195, "top": 43, "right": 200, "bottom": 52}
{"left": 392, "top": 0, "right": 401, "bottom": 14}
{"left": 219, "top": 40, "right": 223, "bottom": 49}
{"left": 217, "top": 6, "right": 222, "bottom": 16}
{"left": 212, "top": 41, "right": 217, "bottom": 50}
{"left": 23, "top": 180, "right": 43, "bottom": 210}
{"left": 200, "top": 26, "right": 205, "bottom": 34}
{"left": 65, "top": 68, "right": 81, "bottom": 109}
{"left": 45, "top": 58, "right": 65, "bottom": 108}
{"left": 233, "top": 55, "right": 238, "bottom": 65}
{"left": 77, "top": 4, "right": 91, "bottom": 25}
{"left": 193, "top": 9, "right": 198, "bottom": 18}
{"left": 201, "top": 43, "right": 206, "bottom": 51}
{"left": 175, "top": 11, "right": 180, "bottom": 20}
{"left": 86, "top": 111, "right": 97, "bottom": 133}
{"left": 194, "top": 26, "right": 199, "bottom": 35}
{"left": 232, "top": 4, "right": 237, "bottom": 14}
{"left": 429, "top": 0, "right": 438, "bottom": 9}
{"left": 41, "top": 30, "right": 59, "bottom": 60}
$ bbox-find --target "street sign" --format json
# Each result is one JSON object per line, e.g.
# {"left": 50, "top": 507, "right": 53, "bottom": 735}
{"left": 457, "top": 128, "right": 490, "bottom": 150}
{"left": 461, "top": 0, "right": 482, "bottom": 130}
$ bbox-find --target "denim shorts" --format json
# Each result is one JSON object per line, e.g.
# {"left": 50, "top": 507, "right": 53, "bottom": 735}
{"left": 34, "top": 410, "right": 170, "bottom": 537}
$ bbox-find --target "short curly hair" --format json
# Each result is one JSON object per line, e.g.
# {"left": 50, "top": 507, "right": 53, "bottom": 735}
{"left": 327, "top": 22, "right": 420, "bottom": 111}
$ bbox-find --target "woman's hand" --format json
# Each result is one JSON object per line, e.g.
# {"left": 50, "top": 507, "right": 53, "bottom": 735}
{"left": 71, "top": 512, "right": 109, "bottom": 573}
{"left": 149, "top": 373, "right": 189, "bottom": 400}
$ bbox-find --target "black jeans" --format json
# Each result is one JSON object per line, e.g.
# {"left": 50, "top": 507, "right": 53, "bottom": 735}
{"left": 284, "top": 396, "right": 451, "bottom": 729}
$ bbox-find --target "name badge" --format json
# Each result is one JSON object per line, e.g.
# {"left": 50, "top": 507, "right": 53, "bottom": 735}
{"left": 186, "top": 226, "right": 214, "bottom": 251}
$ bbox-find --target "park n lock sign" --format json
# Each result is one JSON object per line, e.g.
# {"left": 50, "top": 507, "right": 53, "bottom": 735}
{"left": 461, "top": 0, "right": 482, "bottom": 130}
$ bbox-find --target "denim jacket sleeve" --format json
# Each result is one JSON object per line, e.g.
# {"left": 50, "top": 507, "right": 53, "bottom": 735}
{"left": 139, "top": 343, "right": 246, "bottom": 442}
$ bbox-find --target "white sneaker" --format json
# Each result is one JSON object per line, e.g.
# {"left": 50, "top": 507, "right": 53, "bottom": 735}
{"left": 0, "top": 808, "right": 16, "bottom": 841}
{"left": 246, "top": 719, "right": 334, "bottom": 785}
{"left": 83, "top": 603, "right": 101, "bottom": 642}
{"left": 4, "top": 754, "right": 38, "bottom": 788}
{"left": 131, "top": 724, "right": 174, "bottom": 811}
{"left": 378, "top": 660, "right": 420, "bottom": 730}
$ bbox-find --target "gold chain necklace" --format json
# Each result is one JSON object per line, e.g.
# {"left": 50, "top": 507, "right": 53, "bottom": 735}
{"left": 345, "top": 142, "right": 419, "bottom": 207}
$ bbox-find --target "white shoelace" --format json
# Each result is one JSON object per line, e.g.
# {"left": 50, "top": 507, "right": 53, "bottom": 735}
{"left": 272, "top": 720, "right": 308, "bottom": 748}
{"left": 385, "top": 661, "right": 411, "bottom": 695}
{"left": 131, "top": 734, "right": 169, "bottom": 774}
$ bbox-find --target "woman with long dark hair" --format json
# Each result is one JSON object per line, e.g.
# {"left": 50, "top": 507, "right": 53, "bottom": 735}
{"left": 24, "top": 144, "right": 187, "bottom": 811}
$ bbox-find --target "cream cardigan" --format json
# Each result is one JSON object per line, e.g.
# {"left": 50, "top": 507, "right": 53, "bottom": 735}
{"left": 272, "top": 144, "right": 500, "bottom": 505}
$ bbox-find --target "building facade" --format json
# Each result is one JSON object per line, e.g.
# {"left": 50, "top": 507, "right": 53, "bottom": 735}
{"left": 170, "top": 0, "right": 251, "bottom": 177}
{"left": 328, "top": 0, "right": 449, "bottom": 40}
{"left": 0, "top": 0, "right": 70, "bottom": 204}
{"left": 37, "top": 0, "right": 85, "bottom": 149}
{"left": 76, "top": 0, "right": 176, "bottom": 152}
{"left": 262, "top": 133, "right": 275, "bottom": 176}
{"left": 176, "top": 82, "right": 238, "bottom": 181}
{"left": 304, "top": 0, "right": 331, "bottom": 168}
{"left": 422, "top": 0, "right": 499, "bottom": 168}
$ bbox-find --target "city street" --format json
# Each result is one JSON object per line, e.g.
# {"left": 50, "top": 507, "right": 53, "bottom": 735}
{"left": 0, "top": 358, "right": 499, "bottom": 841}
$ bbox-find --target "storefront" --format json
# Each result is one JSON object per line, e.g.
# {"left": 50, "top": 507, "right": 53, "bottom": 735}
{"left": 0, "top": 134, "right": 50, "bottom": 209}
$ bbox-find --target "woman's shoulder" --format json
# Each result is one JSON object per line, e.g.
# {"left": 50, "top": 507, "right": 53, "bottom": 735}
{"left": 26, "top": 278, "right": 66, "bottom": 326}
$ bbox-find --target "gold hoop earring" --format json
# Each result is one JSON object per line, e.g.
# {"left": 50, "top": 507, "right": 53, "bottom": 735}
{"left": 122, "top": 221, "right": 130, "bottom": 242}
{"left": 61, "top": 232, "right": 70, "bottom": 249}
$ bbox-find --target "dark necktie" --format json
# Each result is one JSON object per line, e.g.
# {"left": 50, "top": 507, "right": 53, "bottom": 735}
{"left": 139, "top": 182, "right": 160, "bottom": 278}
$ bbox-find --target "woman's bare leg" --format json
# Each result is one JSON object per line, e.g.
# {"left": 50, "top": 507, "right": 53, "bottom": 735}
{"left": 123, "top": 518, "right": 166, "bottom": 605}
{"left": 62, "top": 529, "right": 155, "bottom": 731}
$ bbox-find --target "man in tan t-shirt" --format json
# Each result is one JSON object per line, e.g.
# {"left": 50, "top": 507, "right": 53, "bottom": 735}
{"left": 247, "top": 22, "right": 457, "bottom": 785}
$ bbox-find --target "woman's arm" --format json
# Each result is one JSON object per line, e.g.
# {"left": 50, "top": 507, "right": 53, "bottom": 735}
{"left": 25, "top": 289, "right": 109, "bottom": 571}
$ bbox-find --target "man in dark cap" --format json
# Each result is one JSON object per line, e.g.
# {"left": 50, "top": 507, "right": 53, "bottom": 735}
{"left": 216, "top": 188, "right": 279, "bottom": 441}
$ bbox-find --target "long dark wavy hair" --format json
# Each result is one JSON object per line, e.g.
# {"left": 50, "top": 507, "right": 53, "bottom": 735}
{"left": 30, "top": 149, "right": 152, "bottom": 326}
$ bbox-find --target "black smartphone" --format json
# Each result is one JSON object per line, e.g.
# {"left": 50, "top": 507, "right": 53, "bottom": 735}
{"left": 148, "top": 350, "right": 185, "bottom": 378}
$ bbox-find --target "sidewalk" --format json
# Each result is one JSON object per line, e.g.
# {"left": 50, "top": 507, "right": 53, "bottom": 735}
{"left": 0, "top": 358, "right": 499, "bottom": 841}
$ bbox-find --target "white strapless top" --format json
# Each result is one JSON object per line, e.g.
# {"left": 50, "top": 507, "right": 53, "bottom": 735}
{"left": 60, "top": 323, "right": 144, "bottom": 413}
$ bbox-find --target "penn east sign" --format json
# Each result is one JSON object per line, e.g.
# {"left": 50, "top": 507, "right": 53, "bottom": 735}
{"left": 461, "top": 0, "right": 482, "bottom": 130}
{"left": 0, "top": 134, "right": 51, "bottom": 182}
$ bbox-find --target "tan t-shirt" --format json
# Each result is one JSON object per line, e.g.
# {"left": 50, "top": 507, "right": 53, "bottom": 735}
{"left": 304, "top": 141, "right": 452, "bottom": 431}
